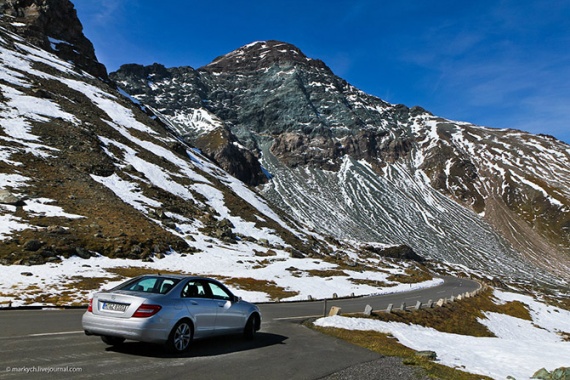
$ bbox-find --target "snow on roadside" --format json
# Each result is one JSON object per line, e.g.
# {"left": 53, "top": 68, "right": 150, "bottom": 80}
{"left": 0, "top": 249, "right": 442, "bottom": 307}
{"left": 314, "top": 289, "right": 570, "bottom": 380}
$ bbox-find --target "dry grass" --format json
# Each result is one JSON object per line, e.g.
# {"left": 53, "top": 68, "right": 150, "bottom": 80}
{"left": 252, "top": 259, "right": 271, "bottom": 269}
{"left": 105, "top": 266, "right": 190, "bottom": 278}
{"left": 68, "top": 275, "right": 121, "bottom": 291}
{"left": 254, "top": 249, "right": 277, "bottom": 257}
{"left": 216, "top": 276, "right": 298, "bottom": 301}
{"left": 386, "top": 267, "right": 433, "bottom": 284}
{"left": 306, "top": 269, "right": 349, "bottom": 277}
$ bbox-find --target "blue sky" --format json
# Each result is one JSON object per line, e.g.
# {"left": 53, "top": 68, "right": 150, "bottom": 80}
{"left": 73, "top": 0, "right": 570, "bottom": 144}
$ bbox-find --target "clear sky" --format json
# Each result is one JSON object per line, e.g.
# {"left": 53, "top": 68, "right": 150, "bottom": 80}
{"left": 73, "top": 0, "right": 570, "bottom": 144}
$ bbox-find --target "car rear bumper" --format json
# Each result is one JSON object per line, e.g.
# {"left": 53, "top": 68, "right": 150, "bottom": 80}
{"left": 81, "top": 312, "right": 171, "bottom": 344}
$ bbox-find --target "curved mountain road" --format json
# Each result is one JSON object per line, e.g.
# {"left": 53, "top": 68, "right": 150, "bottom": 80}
{"left": 0, "top": 277, "right": 479, "bottom": 379}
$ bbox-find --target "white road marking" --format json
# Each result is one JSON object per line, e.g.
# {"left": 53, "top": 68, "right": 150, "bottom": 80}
{"left": 28, "top": 331, "right": 84, "bottom": 337}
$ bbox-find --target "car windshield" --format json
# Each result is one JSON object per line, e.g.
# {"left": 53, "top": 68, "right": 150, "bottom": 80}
{"left": 118, "top": 276, "right": 181, "bottom": 294}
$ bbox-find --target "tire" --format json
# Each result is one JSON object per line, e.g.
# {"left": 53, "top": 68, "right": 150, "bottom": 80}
{"left": 243, "top": 314, "right": 258, "bottom": 340}
{"left": 166, "top": 320, "right": 193, "bottom": 353}
{"left": 100, "top": 335, "right": 125, "bottom": 346}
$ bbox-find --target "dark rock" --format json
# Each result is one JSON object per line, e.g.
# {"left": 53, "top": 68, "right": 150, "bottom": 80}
{"left": 39, "top": 249, "right": 55, "bottom": 258}
{"left": 193, "top": 127, "right": 268, "bottom": 186}
{"left": 363, "top": 244, "right": 425, "bottom": 263}
{"left": 74, "top": 247, "right": 91, "bottom": 259}
{"left": 0, "top": 0, "right": 108, "bottom": 80}
{"left": 288, "top": 248, "right": 305, "bottom": 258}
{"left": 23, "top": 239, "right": 43, "bottom": 252}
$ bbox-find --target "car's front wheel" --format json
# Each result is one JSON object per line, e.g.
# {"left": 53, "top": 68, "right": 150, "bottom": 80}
{"left": 100, "top": 335, "right": 125, "bottom": 346}
{"left": 166, "top": 319, "right": 193, "bottom": 353}
{"left": 244, "top": 314, "right": 259, "bottom": 340}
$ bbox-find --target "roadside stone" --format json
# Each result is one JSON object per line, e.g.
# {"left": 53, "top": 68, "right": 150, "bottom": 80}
{"left": 328, "top": 306, "right": 341, "bottom": 316}
{"left": 20, "top": 272, "right": 33, "bottom": 276}
{"left": 363, "top": 304, "right": 372, "bottom": 316}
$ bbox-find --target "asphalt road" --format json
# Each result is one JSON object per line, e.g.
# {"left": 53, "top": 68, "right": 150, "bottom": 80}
{"left": 0, "top": 277, "right": 479, "bottom": 379}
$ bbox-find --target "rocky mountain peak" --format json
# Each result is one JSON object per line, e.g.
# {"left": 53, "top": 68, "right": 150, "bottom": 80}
{"left": 0, "top": 0, "right": 108, "bottom": 80}
{"left": 202, "top": 40, "right": 330, "bottom": 73}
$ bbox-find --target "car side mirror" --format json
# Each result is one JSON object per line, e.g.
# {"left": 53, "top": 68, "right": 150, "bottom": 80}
{"left": 233, "top": 296, "right": 241, "bottom": 303}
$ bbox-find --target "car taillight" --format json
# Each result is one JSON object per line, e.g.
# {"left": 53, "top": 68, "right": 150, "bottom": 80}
{"left": 132, "top": 304, "right": 162, "bottom": 318}
{"left": 87, "top": 299, "right": 93, "bottom": 313}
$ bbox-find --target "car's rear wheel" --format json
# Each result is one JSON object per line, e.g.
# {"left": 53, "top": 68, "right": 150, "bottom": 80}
{"left": 244, "top": 314, "right": 259, "bottom": 340}
{"left": 100, "top": 335, "right": 125, "bottom": 346}
{"left": 166, "top": 319, "right": 193, "bottom": 353}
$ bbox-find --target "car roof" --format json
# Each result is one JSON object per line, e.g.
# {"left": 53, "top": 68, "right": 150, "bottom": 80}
{"left": 136, "top": 274, "right": 217, "bottom": 281}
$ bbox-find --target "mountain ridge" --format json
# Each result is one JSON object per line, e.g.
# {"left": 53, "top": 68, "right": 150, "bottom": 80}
{"left": 111, "top": 40, "right": 570, "bottom": 289}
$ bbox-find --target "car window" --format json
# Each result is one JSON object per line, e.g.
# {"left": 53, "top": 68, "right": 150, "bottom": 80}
{"left": 181, "top": 281, "right": 207, "bottom": 298}
{"left": 119, "top": 276, "right": 180, "bottom": 294}
{"left": 207, "top": 282, "right": 232, "bottom": 301}
{"left": 159, "top": 279, "right": 178, "bottom": 294}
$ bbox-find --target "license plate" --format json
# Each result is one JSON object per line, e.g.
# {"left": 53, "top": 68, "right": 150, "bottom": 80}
{"left": 101, "top": 302, "right": 129, "bottom": 312}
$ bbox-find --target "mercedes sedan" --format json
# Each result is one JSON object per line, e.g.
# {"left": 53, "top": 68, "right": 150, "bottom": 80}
{"left": 82, "top": 275, "right": 261, "bottom": 353}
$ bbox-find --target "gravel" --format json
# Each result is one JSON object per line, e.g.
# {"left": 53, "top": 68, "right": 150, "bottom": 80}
{"left": 319, "top": 356, "right": 430, "bottom": 380}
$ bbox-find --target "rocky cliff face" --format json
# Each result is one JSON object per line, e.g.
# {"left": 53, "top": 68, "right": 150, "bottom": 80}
{"left": 0, "top": 0, "right": 108, "bottom": 80}
{"left": 112, "top": 41, "right": 570, "bottom": 287}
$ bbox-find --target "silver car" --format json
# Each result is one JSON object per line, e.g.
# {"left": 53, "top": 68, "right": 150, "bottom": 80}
{"left": 82, "top": 275, "right": 261, "bottom": 353}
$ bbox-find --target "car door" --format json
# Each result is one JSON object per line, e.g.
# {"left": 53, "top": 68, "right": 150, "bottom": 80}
{"left": 205, "top": 280, "right": 246, "bottom": 334}
{"left": 180, "top": 280, "right": 218, "bottom": 338}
